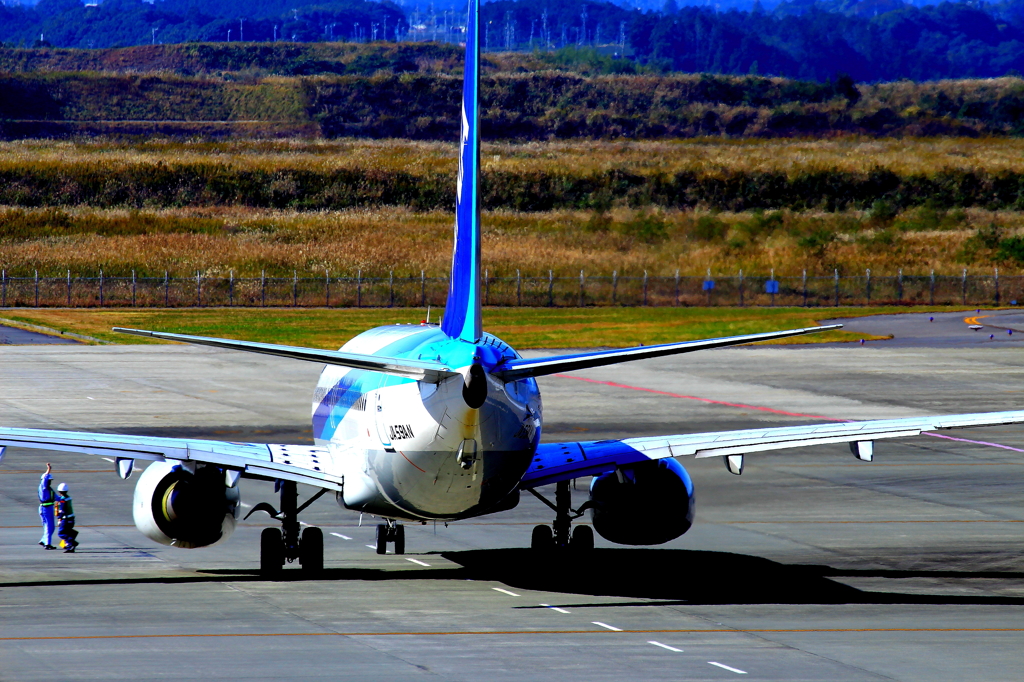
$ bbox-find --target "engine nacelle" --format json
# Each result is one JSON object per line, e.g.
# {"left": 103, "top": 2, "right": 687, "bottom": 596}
{"left": 589, "top": 458, "right": 695, "bottom": 546}
{"left": 133, "top": 461, "right": 240, "bottom": 549}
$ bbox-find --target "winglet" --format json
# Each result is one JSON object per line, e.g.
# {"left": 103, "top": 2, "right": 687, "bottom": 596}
{"left": 441, "top": 0, "right": 483, "bottom": 343}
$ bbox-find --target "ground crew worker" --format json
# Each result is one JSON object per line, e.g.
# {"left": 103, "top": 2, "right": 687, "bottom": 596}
{"left": 38, "top": 462, "right": 56, "bottom": 550}
{"left": 55, "top": 482, "right": 79, "bottom": 553}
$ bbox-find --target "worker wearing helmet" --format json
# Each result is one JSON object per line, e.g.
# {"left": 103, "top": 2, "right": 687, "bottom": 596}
{"left": 55, "top": 482, "right": 78, "bottom": 553}
{"left": 38, "top": 463, "right": 56, "bottom": 550}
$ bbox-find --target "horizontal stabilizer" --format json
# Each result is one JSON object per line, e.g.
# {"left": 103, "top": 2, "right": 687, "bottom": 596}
{"left": 496, "top": 324, "right": 842, "bottom": 382}
{"left": 113, "top": 328, "right": 457, "bottom": 383}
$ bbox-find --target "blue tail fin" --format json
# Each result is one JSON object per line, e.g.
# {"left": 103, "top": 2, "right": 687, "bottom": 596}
{"left": 441, "top": 0, "right": 482, "bottom": 343}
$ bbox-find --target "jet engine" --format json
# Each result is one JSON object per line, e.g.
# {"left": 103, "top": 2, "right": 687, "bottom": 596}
{"left": 133, "top": 461, "right": 240, "bottom": 548}
{"left": 588, "top": 458, "right": 695, "bottom": 546}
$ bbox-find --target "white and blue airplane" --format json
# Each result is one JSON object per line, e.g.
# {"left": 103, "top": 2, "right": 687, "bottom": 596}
{"left": 4, "top": 0, "right": 1024, "bottom": 575}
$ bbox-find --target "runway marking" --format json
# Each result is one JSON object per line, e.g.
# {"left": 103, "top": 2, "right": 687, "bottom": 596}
{"left": 724, "top": 519, "right": 1022, "bottom": 524}
{"left": 0, "top": 470, "right": 127, "bottom": 474}
{"left": 2, "top": 628, "right": 1023, "bottom": 642}
{"left": 406, "top": 558, "right": 431, "bottom": 567}
{"left": 330, "top": 532, "right": 352, "bottom": 540}
{"left": 708, "top": 662, "right": 747, "bottom": 674}
{"left": 366, "top": 544, "right": 378, "bottom": 550}
{"left": 540, "top": 604, "right": 570, "bottom": 614}
{"left": 101, "top": 457, "right": 115, "bottom": 463}
{"left": 492, "top": 588, "right": 520, "bottom": 597}
{"left": 648, "top": 641, "right": 683, "bottom": 652}
{"left": 397, "top": 449, "right": 426, "bottom": 473}
{"left": 556, "top": 375, "right": 1024, "bottom": 454}
{"left": 593, "top": 622, "right": 622, "bottom": 631}
{"left": 239, "top": 503, "right": 251, "bottom": 508}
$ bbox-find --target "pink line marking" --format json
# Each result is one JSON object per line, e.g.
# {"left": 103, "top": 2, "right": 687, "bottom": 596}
{"left": 553, "top": 374, "right": 1024, "bottom": 453}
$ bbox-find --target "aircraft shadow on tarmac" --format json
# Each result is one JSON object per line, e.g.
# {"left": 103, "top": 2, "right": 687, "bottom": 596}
{"left": 5, "top": 548, "right": 1023, "bottom": 606}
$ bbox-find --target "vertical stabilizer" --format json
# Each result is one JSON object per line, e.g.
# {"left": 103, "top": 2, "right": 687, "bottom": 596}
{"left": 441, "top": 0, "right": 482, "bottom": 343}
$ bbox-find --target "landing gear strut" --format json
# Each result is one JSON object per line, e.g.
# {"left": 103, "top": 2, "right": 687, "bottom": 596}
{"left": 528, "top": 480, "right": 594, "bottom": 551}
{"left": 375, "top": 520, "right": 405, "bottom": 555}
{"left": 247, "top": 480, "right": 328, "bottom": 577}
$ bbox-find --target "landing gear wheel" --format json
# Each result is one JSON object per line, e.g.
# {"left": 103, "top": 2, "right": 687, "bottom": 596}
{"left": 299, "top": 527, "right": 324, "bottom": 573}
{"left": 394, "top": 525, "right": 406, "bottom": 555}
{"left": 375, "top": 524, "right": 388, "bottom": 555}
{"left": 531, "top": 524, "right": 553, "bottom": 550}
{"left": 571, "top": 525, "right": 594, "bottom": 551}
{"left": 260, "top": 527, "right": 284, "bottom": 577}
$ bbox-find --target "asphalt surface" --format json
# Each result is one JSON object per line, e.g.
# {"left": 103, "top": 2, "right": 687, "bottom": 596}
{"left": 823, "top": 308, "right": 1024, "bottom": 347}
{"left": 0, "top": 325, "right": 79, "bottom": 345}
{"left": 1, "top": 333, "right": 1023, "bottom": 681}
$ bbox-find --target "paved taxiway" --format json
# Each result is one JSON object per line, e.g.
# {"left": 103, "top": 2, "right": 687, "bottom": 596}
{"left": 1, "top": 316, "right": 1023, "bottom": 681}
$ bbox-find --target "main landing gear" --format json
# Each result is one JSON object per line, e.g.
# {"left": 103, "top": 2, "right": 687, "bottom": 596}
{"left": 528, "top": 480, "right": 594, "bottom": 552}
{"left": 375, "top": 520, "right": 405, "bottom": 555}
{"left": 247, "top": 480, "right": 328, "bottom": 577}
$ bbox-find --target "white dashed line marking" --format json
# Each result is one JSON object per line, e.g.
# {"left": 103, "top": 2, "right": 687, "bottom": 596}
{"left": 366, "top": 544, "right": 378, "bottom": 550}
{"left": 330, "top": 532, "right": 351, "bottom": 540}
{"left": 101, "top": 457, "right": 115, "bottom": 463}
{"left": 492, "top": 588, "right": 520, "bottom": 597}
{"left": 540, "top": 604, "right": 570, "bottom": 614}
{"left": 406, "top": 558, "right": 431, "bottom": 567}
{"left": 708, "top": 662, "right": 747, "bottom": 674}
{"left": 86, "top": 397, "right": 95, "bottom": 401}
{"left": 648, "top": 641, "right": 683, "bottom": 653}
{"left": 239, "top": 503, "right": 251, "bottom": 508}
{"left": 592, "top": 622, "right": 621, "bottom": 631}
{"left": 299, "top": 521, "right": 312, "bottom": 527}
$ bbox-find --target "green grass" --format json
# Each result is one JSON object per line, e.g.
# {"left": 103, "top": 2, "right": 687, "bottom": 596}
{"left": 0, "top": 305, "right": 971, "bottom": 349}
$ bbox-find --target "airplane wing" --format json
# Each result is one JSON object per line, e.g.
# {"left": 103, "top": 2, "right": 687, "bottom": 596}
{"left": 113, "top": 328, "right": 457, "bottom": 383}
{"left": 520, "top": 410, "right": 1024, "bottom": 488}
{"left": 0, "top": 428, "right": 344, "bottom": 490}
{"left": 495, "top": 325, "right": 842, "bottom": 382}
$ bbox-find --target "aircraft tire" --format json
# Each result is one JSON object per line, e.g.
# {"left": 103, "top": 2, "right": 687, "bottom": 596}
{"left": 300, "top": 527, "right": 324, "bottom": 573}
{"left": 531, "top": 524, "right": 553, "bottom": 550}
{"left": 571, "top": 525, "right": 594, "bottom": 551}
{"left": 375, "top": 524, "right": 388, "bottom": 554}
{"left": 260, "top": 527, "right": 284, "bottom": 577}
{"left": 394, "top": 525, "right": 405, "bottom": 555}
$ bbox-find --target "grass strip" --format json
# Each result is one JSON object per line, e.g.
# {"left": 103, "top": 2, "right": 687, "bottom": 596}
{"left": 0, "top": 306, "right": 963, "bottom": 349}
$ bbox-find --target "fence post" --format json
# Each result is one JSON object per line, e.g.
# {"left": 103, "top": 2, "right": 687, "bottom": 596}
{"left": 34, "top": 270, "right": 39, "bottom": 308}
{"left": 802, "top": 269, "right": 808, "bottom": 307}
{"left": 897, "top": 268, "right": 903, "bottom": 303}
{"left": 325, "top": 270, "right": 330, "bottom": 307}
{"left": 611, "top": 270, "right": 617, "bottom": 304}
{"left": 962, "top": 268, "right": 967, "bottom": 305}
{"left": 578, "top": 270, "right": 585, "bottom": 307}
{"left": 484, "top": 268, "right": 489, "bottom": 306}
{"left": 67, "top": 270, "right": 71, "bottom": 307}
{"left": 1, "top": 269, "right": 5, "bottom": 307}
{"left": 421, "top": 270, "right": 426, "bottom": 307}
{"left": 995, "top": 267, "right": 1000, "bottom": 306}
{"left": 643, "top": 270, "right": 648, "bottom": 306}
{"left": 834, "top": 269, "right": 839, "bottom": 307}
{"left": 516, "top": 269, "right": 521, "bottom": 306}
{"left": 770, "top": 268, "right": 775, "bottom": 307}
{"left": 865, "top": 269, "right": 871, "bottom": 305}
{"left": 99, "top": 269, "right": 103, "bottom": 307}
{"left": 738, "top": 269, "right": 744, "bottom": 307}
{"left": 389, "top": 270, "right": 394, "bottom": 308}
{"left": 930, "top": 269, "right": 935, "bottom": 306}
{"left": 132, "top": 269, "right": 136, "bottom": 307}
{"left": 706, "top": 268, "right": 712, "bottom": 306}
{"left": 165, "top": 271, "right": 169, "bottom": 307}
{"left": 261, "top": 270, "right": 266, "bottom": 307}
{"left": 548, "top": 270, "right": 554, "bottom": 307}
{"left": 229, "top": 270, "right": 234, "bottom": 307}
{"left": 674, "top": 269, "right": 680, "bottom": 307}
{"left": 357, "top": 269, "right": 362, "bottom": 308}
{"left": 292, "top": 270, "right": 297, "bottom": 307}
{"left": 197, "top": 271, "right": 202, "bottom": 307}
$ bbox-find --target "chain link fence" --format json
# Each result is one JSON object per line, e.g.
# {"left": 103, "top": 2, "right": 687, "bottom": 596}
{"left": 0, "top": 269, "right": 1019, "bottom": 309}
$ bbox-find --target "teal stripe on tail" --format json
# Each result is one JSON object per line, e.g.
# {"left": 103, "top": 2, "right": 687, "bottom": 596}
{"left": 441, "top": 0, "right": 482, "bottom": 343}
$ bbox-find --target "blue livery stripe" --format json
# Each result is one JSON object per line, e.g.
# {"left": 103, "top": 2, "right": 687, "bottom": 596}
{"left": 441, "top": 0, "right": 482, "bottom": 343}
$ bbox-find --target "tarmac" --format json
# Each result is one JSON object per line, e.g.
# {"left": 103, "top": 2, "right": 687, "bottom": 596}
{"left": 1, "top": 311, "right": 1023, "bottom": 681}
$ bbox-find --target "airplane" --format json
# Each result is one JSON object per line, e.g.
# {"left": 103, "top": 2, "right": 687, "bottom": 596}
{"left": 4, "top": 0, "right": 1024, "bottom": 577}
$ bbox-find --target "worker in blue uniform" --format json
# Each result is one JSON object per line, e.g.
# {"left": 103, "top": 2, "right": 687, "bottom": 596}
{"left": 55, "top": 482, "right": 79, "bottom": 553}
{"left": 38, "top": 462, "right": 56, "bottom": 550}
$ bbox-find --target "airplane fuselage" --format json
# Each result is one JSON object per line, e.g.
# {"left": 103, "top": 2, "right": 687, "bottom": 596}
{"left": 312, "top": 324, "right": 542, "bottom": 521}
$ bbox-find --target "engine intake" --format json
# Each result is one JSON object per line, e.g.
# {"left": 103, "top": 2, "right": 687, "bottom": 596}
{"left": 133, "top": 461, "right": 240, "bottom": 549}
{"left": 589, "top": 458, "right": 695, "bottom": 546}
